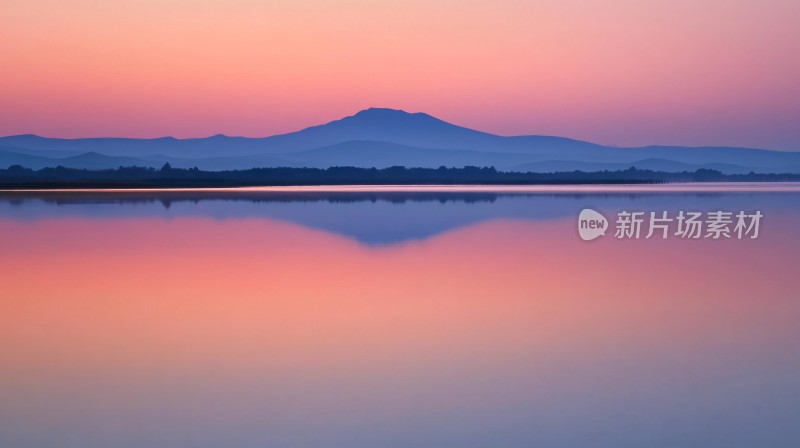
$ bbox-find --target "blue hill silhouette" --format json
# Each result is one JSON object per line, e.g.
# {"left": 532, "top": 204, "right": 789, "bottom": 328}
{"left": 1, "top": 108, "right": 799, "bottom": 173}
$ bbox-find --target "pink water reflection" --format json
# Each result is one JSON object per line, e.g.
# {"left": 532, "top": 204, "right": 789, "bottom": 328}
{"left": 0, "top": 205, "right": 798, "bottom": 447}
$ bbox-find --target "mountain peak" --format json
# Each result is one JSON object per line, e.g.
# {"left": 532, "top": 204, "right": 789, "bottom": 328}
{"left": 4, "top": 134, "right": 44, "bottom": 139}
{"left": 301, "top": 108, "right": 445, "bottom": 133}
{"left": 355, "top": 107, "right": 410, "bottom": 115}
{"left": 350, "top": 107, "right": 433, "bottom": 121}
{"left": 281, "top": 107, "right": 502, "bottom": 153}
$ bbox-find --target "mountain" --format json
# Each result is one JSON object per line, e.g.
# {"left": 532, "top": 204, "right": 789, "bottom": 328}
{"left": 0, "top": 109, "right": 599, "bottom": 157}
{"left": 512, "top": 158, "right": 756, "bottom": 174}
{"left": 265, "top": 108, "right": 502, "bottom": 153}
{"left": 1, "top": 108, "right": 799, "bottom": 173}
{"left": 0, "top": 148, "right": 59, "bottom": 170}
{"left": 0, "top": 148, "right": 159, "bottom": 170}
{"left": 278, "top": 140, "right": 533, "bottom": 168}
{"left": 58, "top": 152, "right": 162, "bottom": 170}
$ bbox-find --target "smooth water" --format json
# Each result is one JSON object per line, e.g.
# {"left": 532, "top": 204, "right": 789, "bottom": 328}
{"left": 1, "top": 184, "right": 799, "bottom": 447}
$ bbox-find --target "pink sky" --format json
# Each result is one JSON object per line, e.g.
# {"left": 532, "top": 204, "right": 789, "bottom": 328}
{"left": 2, "top": 0, "right": 799, "bottom": 149}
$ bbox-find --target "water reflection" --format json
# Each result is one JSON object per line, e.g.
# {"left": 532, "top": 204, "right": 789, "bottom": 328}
{"left": 0, "top": 186, "right": 798, "bottom": 447}
{"left": 2, "top": 186, "right": 799, "bottom": 244}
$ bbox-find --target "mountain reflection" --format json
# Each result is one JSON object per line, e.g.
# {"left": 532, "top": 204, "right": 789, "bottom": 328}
{"left": 1, "top": 188, "right": 799, "bottom": 244}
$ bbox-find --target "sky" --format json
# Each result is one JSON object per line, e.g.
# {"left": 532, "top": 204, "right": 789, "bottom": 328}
{"left": 1, "top": 0, "right": 799, "bottom": 149}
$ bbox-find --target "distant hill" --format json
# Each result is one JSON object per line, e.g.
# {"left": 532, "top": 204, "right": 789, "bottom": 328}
{"left": 512, "top": 158, "right": 756, "bottom": 175}
{"left": 1, "top": 108, "right": 799, "bottom": 173}
{"left": 0, "top": 148, "right": 159, "bottom": 170}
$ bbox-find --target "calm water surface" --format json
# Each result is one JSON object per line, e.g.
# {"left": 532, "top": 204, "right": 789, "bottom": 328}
{"left": 1, "top": 184, "right": 799, "bottom": 447}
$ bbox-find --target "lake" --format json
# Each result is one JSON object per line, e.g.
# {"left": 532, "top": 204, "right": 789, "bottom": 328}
{"left": 1, "top": 184, "right": 799, "bottom": 447}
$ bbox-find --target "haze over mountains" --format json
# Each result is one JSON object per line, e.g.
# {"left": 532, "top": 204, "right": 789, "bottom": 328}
{"left": 2, "top": 108, "right": 799, "bottom": 174}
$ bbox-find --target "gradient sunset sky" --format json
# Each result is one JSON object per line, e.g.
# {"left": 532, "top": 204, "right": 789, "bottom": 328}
{"left": 2, "top": 0, "right": 799, "bottom": 149}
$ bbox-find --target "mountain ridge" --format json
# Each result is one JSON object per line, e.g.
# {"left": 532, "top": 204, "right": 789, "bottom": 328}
{"left": 1, "top": 108, "right": 799, "bottom": 173}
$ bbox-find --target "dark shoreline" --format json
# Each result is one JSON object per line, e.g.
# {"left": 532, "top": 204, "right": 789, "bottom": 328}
{"left": 0, "top": 179, "right": 660, "bottom": 190}
{"left": 1, "top": 165, "right": 799, "bottom": 190}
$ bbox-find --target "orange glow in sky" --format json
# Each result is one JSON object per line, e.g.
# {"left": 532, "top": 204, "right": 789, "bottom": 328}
{"left": 2, "top": 0, "right": 799, "bottom": 149}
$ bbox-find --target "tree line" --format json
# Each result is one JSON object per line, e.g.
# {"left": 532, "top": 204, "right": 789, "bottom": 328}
{"left": 0, "top": 164, "right": 798, "bottom": 189}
